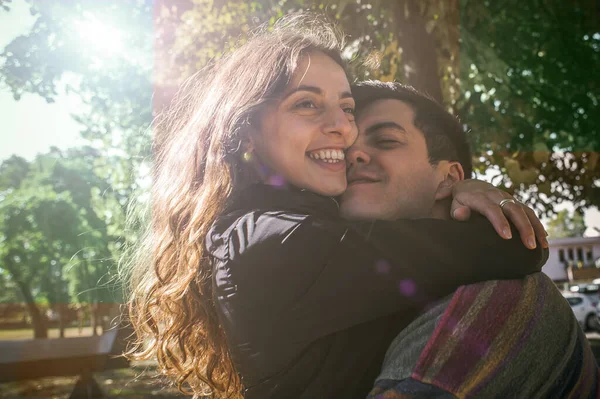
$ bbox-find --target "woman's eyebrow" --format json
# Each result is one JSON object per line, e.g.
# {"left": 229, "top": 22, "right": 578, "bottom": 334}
{"left": 364, "top": 121, "right": 406, "bottom": 135}
{"left": 282, "top": 85, "right": 353, "bottom": 100}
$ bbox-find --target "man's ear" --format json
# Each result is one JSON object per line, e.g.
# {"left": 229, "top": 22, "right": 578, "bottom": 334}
{"left": 434, "top": 161, "right": 465, "bottom": 201}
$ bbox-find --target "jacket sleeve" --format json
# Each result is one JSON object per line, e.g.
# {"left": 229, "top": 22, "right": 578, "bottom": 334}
{"left": 212, "top": 210, "right": 547, "bottom": 346}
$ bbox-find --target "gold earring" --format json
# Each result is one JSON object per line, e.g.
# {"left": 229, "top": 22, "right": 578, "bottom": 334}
{"left": 242, "top": 150, "right": 253, "bottom": 162}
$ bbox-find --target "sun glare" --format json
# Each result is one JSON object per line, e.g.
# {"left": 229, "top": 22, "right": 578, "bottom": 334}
{"left": 74, "top": 12, "right": 124, "bottom": 57}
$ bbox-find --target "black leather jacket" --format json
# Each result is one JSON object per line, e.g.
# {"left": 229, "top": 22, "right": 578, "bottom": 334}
{"left": 205, "top": 184, "right": 547, "bottom": 398}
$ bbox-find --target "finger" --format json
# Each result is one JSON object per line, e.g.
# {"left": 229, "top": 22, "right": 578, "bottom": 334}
{"left": 483, "top": 189, "right": 512, "bottom": 208}
{"left": 523, "top": 206, "right": 549, "bottom": 248}
{"left": 501, "top": 202, "right": 537, "bottom": 249}
{"left": 452, "top": 206, "right": 472, "bottom": 221}
{"left": 454, "top": 193, "right": 512, "bottom": 239}
{"left": 450, "top": 196, "right": 471, "bottom": 221}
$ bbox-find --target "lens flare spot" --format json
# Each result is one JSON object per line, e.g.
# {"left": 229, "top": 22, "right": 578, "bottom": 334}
{"left": 399, "top": 279, "right": 417, "bottom": 297}
{"left": 267, "top": 174, "right": 286, "bottom": 187}
{"left": 375, "top": 260, "right": 391, "bottom": 274}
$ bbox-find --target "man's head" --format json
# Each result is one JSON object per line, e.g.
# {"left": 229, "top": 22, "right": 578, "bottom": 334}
{"left": 340, "top": 81, "right": 472, "bottom": 221}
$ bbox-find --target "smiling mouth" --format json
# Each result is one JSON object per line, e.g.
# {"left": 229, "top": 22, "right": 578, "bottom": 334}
{"left": 306, "top": 148, "right": 345, "bottom": 163}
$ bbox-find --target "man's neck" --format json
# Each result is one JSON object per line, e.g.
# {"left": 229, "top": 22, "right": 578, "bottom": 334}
{"left": 430, "top": 198, "right": 452, "bottom": 220}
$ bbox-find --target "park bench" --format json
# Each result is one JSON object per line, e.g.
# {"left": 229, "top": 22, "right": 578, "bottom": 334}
{"left": 0, "top": 325, "right": 131, "bottom": 398}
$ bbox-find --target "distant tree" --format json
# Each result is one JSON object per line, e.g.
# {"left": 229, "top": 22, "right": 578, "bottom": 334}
{"left": 0, "top": 0, "right": 12, "bottom": 11}
{"left": 48, "top": 147, "right": 123, "bottom": 335}
{"left": 0, "top": 272, "right": 20, "bottom": 304}
{"left": 0, "top": 152, "right": 120, "bottom": 337}
{"left": 0, "top": 155, "right": 81, "bottom": 337}
{"left": 546, "top": 209, "right": 587, "bottom": 239}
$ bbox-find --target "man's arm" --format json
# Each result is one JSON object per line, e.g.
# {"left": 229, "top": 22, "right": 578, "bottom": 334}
{"left": 362, "top": 215, "right": 548, "bottom": 298}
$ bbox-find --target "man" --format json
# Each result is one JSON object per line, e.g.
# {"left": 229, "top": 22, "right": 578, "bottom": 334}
{"left": 340, "top": 81, "right": 599, "bottom": 397}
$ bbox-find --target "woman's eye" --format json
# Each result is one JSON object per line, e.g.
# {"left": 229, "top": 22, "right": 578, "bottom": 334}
{"left": 342, "top": 107, "right": 355, "bottom": 115}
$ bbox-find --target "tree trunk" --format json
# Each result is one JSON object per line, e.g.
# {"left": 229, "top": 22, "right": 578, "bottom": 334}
{"left": 58, "top": 303, "right": 66, "bottom": 338}
{"left": 91, "top": 302, "right": 99, "bottom": 336}
{"left": 393, "top": 0, "right": 445, "bottom": 104}
{"left": 15, "top": 280, "right": 48, "bottom": 339}
{"left": 77, "top": 306, "right": 84, "bottom": 335}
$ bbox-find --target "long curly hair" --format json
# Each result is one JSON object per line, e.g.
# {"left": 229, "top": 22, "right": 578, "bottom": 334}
{"left": 123, "top": 13, "right": 346, "bottom": 398}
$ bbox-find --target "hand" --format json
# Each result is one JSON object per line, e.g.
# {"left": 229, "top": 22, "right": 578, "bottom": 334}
{"left": 450, "top": 179, "right": 548, "bottom": 249}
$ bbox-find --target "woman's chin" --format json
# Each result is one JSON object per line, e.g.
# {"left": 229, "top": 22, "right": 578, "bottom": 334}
{"left": 308, "top": 180, "right": 346, "bottom": 197}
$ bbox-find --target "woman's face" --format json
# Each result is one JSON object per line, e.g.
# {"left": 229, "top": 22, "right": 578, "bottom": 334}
{"left": 250, "top": 51, "right": 357, "bottom": 196}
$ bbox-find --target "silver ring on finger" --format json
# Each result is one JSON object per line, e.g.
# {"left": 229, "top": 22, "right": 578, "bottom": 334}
{"left": 499, "top": 198, "right": 517, "bottom": 210}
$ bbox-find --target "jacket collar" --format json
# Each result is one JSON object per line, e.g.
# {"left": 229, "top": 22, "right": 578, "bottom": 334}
{"left": 227, "top": 184, "right": 340, "bottom": 219}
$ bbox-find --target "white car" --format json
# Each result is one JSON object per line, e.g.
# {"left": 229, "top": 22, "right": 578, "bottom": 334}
{"left": 569, "top": 284, "right": 600, "bottom": 308}
{"left": 563, "top": 292, "right": 600, "bottom": 331}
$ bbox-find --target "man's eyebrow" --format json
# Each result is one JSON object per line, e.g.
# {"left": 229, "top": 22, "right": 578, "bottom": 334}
{"left": 282, "top": 85, "right": 354, "bottom": 101}
{"left": 340, "top": 91, "right": 353, "bottom": 100}
{"left": 364, "top": 121, "right": 406, "bottom": 135}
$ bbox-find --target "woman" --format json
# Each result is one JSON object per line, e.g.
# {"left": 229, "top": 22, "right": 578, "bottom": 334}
{"left": 126, "top": 14, "right": 546, "bottom": 399}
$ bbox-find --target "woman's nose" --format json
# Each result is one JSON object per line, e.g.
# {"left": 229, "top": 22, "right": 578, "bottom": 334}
{"left": 323, "top": 107, "right": 355, "bottom": 141}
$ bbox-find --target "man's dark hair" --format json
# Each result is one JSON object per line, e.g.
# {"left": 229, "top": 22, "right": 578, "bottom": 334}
{"left": 351, "top": 81, "right": 473, "bottom": 178}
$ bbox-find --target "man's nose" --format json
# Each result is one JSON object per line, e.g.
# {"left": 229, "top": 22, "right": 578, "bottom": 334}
{"left": 346, "top": 145, "right": 371, "bottom": 167}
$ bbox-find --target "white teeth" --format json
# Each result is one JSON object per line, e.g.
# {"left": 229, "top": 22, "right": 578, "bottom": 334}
{"left": 308, "top": 149, "right": 345, "bottom": 162}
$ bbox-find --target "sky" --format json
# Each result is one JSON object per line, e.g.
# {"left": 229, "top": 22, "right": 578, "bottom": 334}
{"left": 1, "top": 1, "right": 598, "bottom": 236}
